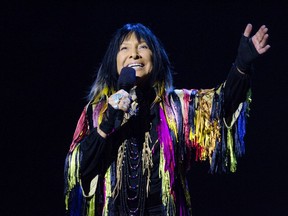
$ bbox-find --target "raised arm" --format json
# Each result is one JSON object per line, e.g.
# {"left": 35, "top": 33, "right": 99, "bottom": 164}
{"left": 224, "top": 24, "right": 270, "bottom": 121}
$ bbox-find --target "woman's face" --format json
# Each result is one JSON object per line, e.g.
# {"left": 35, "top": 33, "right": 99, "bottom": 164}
{"left": 117, "top": 32, "right": 153, "bottom": 77}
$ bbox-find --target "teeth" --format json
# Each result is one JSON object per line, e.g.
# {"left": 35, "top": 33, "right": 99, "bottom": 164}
{"left": 128, "top": 63, "right": 144, "bottom": 68}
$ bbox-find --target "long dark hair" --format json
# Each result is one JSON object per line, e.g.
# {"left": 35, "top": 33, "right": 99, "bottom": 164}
{"left": 88, "top": 23, "right": 174, "bottom": 102}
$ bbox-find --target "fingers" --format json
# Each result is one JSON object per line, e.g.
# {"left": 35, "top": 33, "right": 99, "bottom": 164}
{"left": 251, "top": 25, "right": 270, "bottom": 54}
{"left": 118, "top": 97, "right": 131, "bottom": 111}
{"left": 254, "top": 25, "right": 269, "bottom": 42}
{"left": 259, "top": 33, "right": 269, "bottom": 47}
{"left": 260, "top": 45, "right": 271, "bottom": 54}
{"left": 259, "top": 33, "right": 271, "bottom": 54}
{"left": 243, "top": 23, "right": 253, "bottom": 37}
{"left": 108, "top": 90, "right": 131, "bottom": 112}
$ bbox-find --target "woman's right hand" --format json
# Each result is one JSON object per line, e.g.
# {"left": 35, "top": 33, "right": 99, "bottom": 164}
{"left": 108, "top": 89, "right": 132, "bottom": 112}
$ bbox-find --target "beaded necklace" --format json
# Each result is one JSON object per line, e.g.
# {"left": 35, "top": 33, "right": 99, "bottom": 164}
{"left": 119, "top": 138, "right": 147, "bottom": 215}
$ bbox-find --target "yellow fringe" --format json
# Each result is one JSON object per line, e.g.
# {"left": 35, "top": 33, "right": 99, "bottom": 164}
{"left": 87, "top": 195, "right": 95, "bottom": 216}
{"left": 161, "top": 102, "right": 178, "bottom": 141}
{"left": 92, "top": 86, "right": 112, "bottom": 104}
{"left": 142, "top": 132, "right": 153, "bottom": 195}
{"left": 65, "top": 145, "right": 80, "bottom": 210}
{"left": 103, "top": 167, "right": 111, "bottom": 216}
{"left": 159, "top": 146, "right": 175, "bottom": 215}
{"left": 223, "top": 102, "right": 244, "bottom": 172}
{"left": 227, "top": 127, "right": 237, "bottom": 172}
{"left": 112, "top": 141, "right": 126, "bottom": 198}
{"left": 184, "top": 88, "right": 221, "bottom": 163}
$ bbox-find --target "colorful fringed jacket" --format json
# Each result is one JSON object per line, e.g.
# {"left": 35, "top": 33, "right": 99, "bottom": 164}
{"left": 64, "top": 68, "right": 251, "bottom": 215}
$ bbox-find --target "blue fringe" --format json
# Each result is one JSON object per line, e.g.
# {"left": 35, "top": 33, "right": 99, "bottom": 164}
{"left": 68, "top": 184, "right": 84, "bottom": 216}
{"left": 210, "top": 87, "right": 222, "bottom": 121}
{"left": 210, "top": 87, "right": 250, "bottom": 173}
{"left": 235, "top": 102, "right": 247, "bottom": 157}
{"left": 188, "top": 90, "right": 197, "bottom": 134}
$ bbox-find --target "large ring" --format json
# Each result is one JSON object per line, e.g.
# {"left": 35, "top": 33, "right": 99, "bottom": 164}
{"left": 113, "top": 93, "right": 122, "bottom": 104}
{"left": 112, "top": 104, "right": 119, "bottom": 109}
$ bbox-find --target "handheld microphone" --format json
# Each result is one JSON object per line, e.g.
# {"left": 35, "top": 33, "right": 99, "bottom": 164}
{"left": 114, "top": 67, "right": 136, "bottom": 128}
{"left": 117, "top": 67, "right": 136, "bottom": 92}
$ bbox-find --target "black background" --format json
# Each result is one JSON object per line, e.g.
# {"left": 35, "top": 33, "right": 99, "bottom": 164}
{"left": 1, "top": 1, "right": 288, "bottom": 215}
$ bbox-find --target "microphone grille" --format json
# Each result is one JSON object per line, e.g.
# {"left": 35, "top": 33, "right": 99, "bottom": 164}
{"left": 117, "top": 67, "right": 136, "bottom": 91}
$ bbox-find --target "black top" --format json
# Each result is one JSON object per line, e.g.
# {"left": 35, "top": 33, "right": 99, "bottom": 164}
{"left": 79, "top": 65, "right": 250, "bottom": 215}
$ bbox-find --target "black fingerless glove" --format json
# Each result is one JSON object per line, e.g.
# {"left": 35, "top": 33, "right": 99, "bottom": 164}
{"left": 235, "top": 35, "right": 259, "bottom": 73}
{"left": 99, "top": 104, "right": 122, "bottom": 134}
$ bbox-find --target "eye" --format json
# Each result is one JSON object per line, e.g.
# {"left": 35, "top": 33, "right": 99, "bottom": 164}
{"left": 120, "top": 46, "right": 127, "bottom": 51}
{"left": 139, "top": 44, "right": 149, "bottom": 49}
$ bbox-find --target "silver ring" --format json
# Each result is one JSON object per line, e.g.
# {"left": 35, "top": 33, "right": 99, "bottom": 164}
{"left": 112, "top": 104, "right": 118, "bottom": 109}
{"left": 113, "top": 93, "right": 122, "bottom": 104}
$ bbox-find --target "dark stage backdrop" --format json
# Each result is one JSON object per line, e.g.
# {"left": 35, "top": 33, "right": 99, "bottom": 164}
{"left": 1, "top": 1, "right": 287, "bottom": 216}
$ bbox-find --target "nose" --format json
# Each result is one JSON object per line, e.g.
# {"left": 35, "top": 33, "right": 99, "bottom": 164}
{"left": 129, "top": 48, "right": 140, "bottom": 59}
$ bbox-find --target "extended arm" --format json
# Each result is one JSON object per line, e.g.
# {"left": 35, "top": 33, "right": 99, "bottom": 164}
{"left": 224, "top": 24, "right": 270, "bottom": 121}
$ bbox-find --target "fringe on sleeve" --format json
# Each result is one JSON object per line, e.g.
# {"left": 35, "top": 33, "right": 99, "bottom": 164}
{"left": 64, "top": 104, "right": 101, "bottom": 215}
{"left": 181, "top": 85, "right": 251, "bottom": 173}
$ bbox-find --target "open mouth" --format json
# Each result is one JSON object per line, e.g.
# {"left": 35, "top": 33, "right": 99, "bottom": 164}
{"left": 127, "top": 63, "right": 144, "bottom": 69}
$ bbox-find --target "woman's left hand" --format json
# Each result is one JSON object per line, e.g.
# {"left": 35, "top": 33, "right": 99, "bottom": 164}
{"left": 244, "top": 24, "right": 271, "bottom": 55}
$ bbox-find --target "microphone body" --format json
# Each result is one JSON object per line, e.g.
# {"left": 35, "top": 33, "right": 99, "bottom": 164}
{"left": 114, "top": 67, "right": 136, "bottom": 128}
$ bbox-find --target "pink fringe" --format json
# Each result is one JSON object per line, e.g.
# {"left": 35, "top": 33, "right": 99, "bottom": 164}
{"left": 93, "top": 102, "right": 104, "bottom": 128}
{"left": 69, "top": 107, "right": 88, "bottom": 152}
{"left": 157, "top": 106, "right": 175, "bottom": 187}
